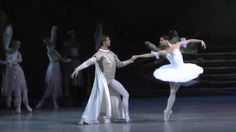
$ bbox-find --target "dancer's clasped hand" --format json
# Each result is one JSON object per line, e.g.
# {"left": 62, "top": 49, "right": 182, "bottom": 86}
{"left": 130, "top": 55, "right": 138, "bottom": 62}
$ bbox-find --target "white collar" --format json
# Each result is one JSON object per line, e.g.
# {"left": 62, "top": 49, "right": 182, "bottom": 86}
{"left": 99, "top": 48, "right": 110, "bottom": 53}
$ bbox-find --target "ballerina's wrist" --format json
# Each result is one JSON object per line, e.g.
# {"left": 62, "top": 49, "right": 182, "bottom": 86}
{"left": 75, "top": 68, "right": 80, "bottom": 72}
{"left": 129, "top": 59, "right": 134, "bottom": 63}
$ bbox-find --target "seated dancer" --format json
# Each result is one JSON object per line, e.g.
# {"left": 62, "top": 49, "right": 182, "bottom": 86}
{"left": 71, "top": 35, "right": 136, "bottom": 124}
{"left": 133, "top": 36, "right": 206, "bottom": 121}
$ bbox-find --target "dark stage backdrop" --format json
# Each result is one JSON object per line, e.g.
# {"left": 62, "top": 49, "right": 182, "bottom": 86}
{"left": 0, "top": 0, "right": 236, "bottom": 103}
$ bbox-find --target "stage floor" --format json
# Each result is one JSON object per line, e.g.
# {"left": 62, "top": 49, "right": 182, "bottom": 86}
{"left": 1, "top": 96, "right": 236, "bottom": 132}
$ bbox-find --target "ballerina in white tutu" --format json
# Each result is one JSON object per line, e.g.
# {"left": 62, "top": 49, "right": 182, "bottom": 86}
{"left": 134, "top": 36, "right": 206, "bottom": 121}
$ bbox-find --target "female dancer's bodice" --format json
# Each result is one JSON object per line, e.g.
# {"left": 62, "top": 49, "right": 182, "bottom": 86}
{"left": 48, "top": 49, "right": 60, "bottom": 62}
{"left": 6, "top": 50, "right": 19, "bottom": 63}
{"left": 166, "top": 49, "right": 184, "bottom": 67}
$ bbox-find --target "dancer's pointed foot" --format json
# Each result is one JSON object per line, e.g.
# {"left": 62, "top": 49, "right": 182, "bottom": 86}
{"left": 164, "top": 109, "right": 173, "bottom": 121}
{"left": 35, "top": 101, "right": 43, "bottom": 109}
{"left": 125, "top": 113, "right": 132, "bottom": 123}
{"left": 54, "top": 103, "right": 59, "bottom": 109}
{"left": 26, "top": 105, "right": 32, "bottom": 112}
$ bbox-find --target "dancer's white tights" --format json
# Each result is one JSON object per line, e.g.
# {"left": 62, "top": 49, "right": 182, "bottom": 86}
{"left": 165, "top": 82, "right": 181, "bottom": 112}
{"left": 108, "top": 79, "right": 130, "bottom": 121}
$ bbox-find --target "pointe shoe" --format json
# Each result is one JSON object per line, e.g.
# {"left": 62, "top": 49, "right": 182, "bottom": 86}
{"left": 125, "top": 113, "right": 132, "bottom": 123}
{"left": 54, "top": 104, "right": 59, "bottom": 109}
{"left": 26, "top": 105, "right": 32, "bottom": 112}
{"left": 35, "top": 102, "right": 43, "bottom": 109}
{"left": 163, "top": 110, "right": 173, "bottom": 121}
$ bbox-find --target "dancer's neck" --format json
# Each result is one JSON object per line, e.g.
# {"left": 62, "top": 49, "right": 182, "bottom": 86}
{"left": 100, "top": 45, "right": 109, "bottom": 50}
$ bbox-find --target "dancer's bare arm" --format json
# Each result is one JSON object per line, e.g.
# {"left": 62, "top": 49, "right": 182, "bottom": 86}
{"left": 134, "top": 50, "right": 166, "bottom": 59}
{"left": 178, "top": 39, "right": 206, "bottom": 49}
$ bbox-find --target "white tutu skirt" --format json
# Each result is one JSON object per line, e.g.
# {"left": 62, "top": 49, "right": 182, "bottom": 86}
{"left": 153, "top": 63, "right": 203, "bottom": 83}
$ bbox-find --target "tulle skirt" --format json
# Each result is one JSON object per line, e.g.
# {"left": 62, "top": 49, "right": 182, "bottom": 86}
{"left": 153, "top": 63, "right": 203, "bottom": 83}
{"left": 44, "top": 62, "right": 62, "bottom": 98}
{"left": 3, "top": 64, "right": 28, "bottom": 97}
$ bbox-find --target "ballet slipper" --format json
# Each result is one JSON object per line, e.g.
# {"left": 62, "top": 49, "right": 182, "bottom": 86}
{"left": 77, "top": 119, "right": 92, "bottom": 125}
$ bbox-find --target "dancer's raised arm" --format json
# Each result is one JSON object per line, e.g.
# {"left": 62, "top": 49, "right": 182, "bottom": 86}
{"left": 50, "top": 25, "right": 57, "bottom": 45}
{"left": 178, "top": 39, "right": 206, "bottom": 49}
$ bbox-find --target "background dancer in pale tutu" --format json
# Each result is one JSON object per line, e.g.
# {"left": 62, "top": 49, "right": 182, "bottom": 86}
{"left": 133, "top": 36, "right": 206, "bottom": 121}
{"left": 36, "top": 26, "right": 70, "bottom": 109}
{"left": 3, "top": 39, "right": 32, "bottom": 113}
{"left": 71, "top": 35, "right": 135, "bottom": 124}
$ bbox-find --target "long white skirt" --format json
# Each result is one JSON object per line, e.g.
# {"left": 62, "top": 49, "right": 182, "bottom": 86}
{"left": 80, "top": 63, "right": 124, "bottom": 124}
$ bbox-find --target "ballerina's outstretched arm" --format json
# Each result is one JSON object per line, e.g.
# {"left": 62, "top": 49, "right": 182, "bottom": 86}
{"left": 178, "top": 39, "right": 206, "bottom": 49}
{"left": 134, "top": 50, "right": 166, "bottom": 59}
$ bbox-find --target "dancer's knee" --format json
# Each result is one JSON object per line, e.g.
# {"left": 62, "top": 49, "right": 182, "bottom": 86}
{"left": 123, "top": 92, "right": 129, "bottom": 99}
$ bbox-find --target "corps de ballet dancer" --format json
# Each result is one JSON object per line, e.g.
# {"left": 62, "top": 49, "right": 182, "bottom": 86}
{"left": 2, "top": 25, "right": 32, "bottom": 113}
{"left": 36, "top": 26, "right": 70, "bottom": 109}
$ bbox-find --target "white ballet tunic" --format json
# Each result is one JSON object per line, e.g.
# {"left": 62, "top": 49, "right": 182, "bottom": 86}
{"left": 153, "top": 49, "right": 203, "bottom": 83}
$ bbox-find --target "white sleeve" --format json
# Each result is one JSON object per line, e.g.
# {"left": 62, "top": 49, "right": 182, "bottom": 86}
{"left": 151, "top": 51, "right": 160, "bottom": 59}
{"left": 75, "top": 51, "right": 102, "bottom": 71}
{"left": 75, "top": 57, "right": 97, "bottom": 71}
